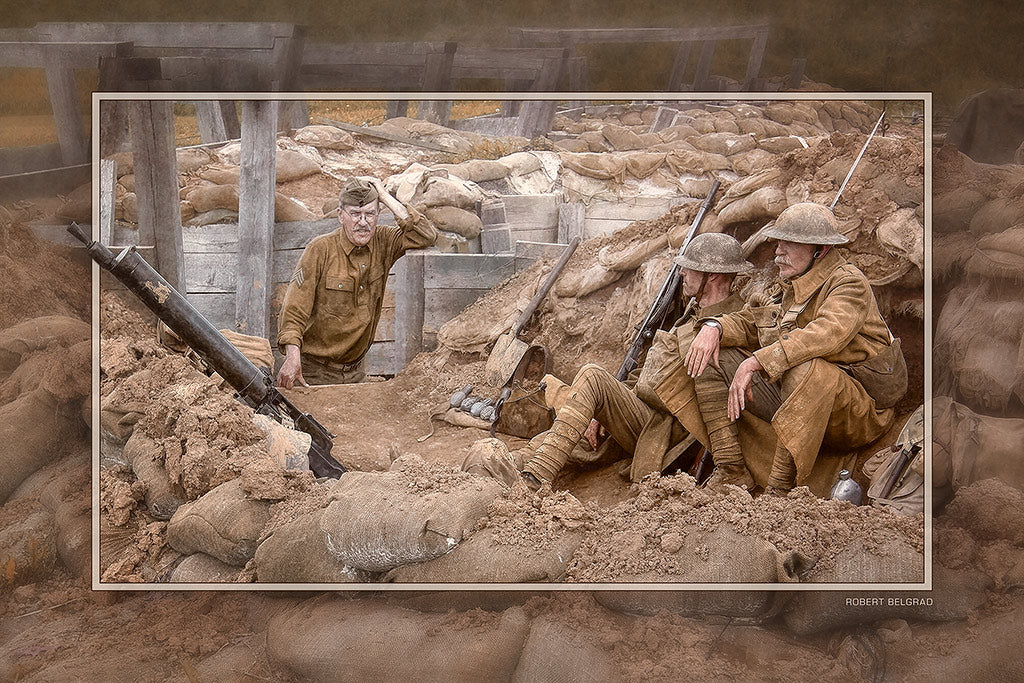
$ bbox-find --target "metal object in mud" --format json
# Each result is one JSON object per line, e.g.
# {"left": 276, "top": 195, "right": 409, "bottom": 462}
{"left": 830, "top": 469, "right": 863, "bottom": 505}
{"left": 470, "top": 398, "right": 493, "bottom": 417}
{"left": 460, "top": 396, "right": 482, "bottom": 412}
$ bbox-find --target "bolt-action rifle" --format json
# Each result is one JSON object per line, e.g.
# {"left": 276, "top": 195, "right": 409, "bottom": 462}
{"left": 68, "top": 223, "right": 345, "bottom": 479}
{"left": 615, "top": 178, "right": 720, "bottom": 381}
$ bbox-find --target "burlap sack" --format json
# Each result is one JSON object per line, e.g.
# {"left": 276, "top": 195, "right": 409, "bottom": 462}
{"left": 461, "top": 438, "right": 520, "bottom": 489}
{"left": 424, "top": 206, "right": 483, "bottom": 239}
{"left": 176, "top": 147, "right": 213, "bottom": 174}
{"left": 664, "top": 149, "right": 731, "bottom": 174}
{"left": 251, "top": 414, "right": 310, "bottom": 472}
{"left": 757, "top": 135, "right": 806, "bottom": 154}
{"left": 319, "top": 469, "right": 503, "bottom": 572}
{"left": 559, "top": 153, "right": 628, "bottom": 182}
{"left": 501, "top": 151, "right": 545, "bottom": 177}
{"left": 691, "top": 132, "right": 756, "bottom": 157}
{"left": 275, "top": 149, "right": 321, "bottom": 183}
{"left": 266, "top": 597, "right": 530, "bottom": 682}
{"left": 169, "top": 552, "right": 240, "bottom": 583}
{"left": 553, "top": 263, "right": 623, "bottom": 298}
{"left": 255, "top": 510, "right": 370, "bottom": 583}
{"left": 933, "top": 397, "right": 1024, "bottom": 492}
{"left": 435, "top": 158, "right": 510, "bottom": 183}
{"left": 0, "top": 500, "right": 58, "bottom": 589}
{"left": 197, "top": 165, "right": 239, "bottom": 186}
{"left": 730, "top": 148, "right": 778, "bottom": 175}
{"left": 941, "top": 478, "right": 1024, "bottom": 545}
{"left": 56, "top": 182, "right": 92, "bottom": 222}
{"left": 0, "top": 387, "right": 84, "bottom": 504}
{"left": 554, "top": 139, "right": 590, "bottom": 153}
{"left": 717, "top": 187, "right": 786, "bottom": 227}
{"left": 167, "top": 478, "right": 271, "bottom": 566}
{"left": 0, "top": 316, "right": 90, "bottom": 378}
{"left": 782, "top": 561, "right": 988, "bottom": 636}
{"left": 218, "top": 329, "right": 274, "bottom": 370}
{"left": 658, "top": 123, "right": 700, "bottom": 143}
{"left": 275, "top": 193, "right": 319, "bottom": 222}
{"left": 511, "top": 617, "right": 625, "bottom": 683}
{"left": 186, "top": 184, "right": 239, "bottom": 213}
{"left": 875, "top": 208, "right": 924, "bottom": 269}
{"left": 602, "top": 124, "right": 644, "bottom": 151}
{"left": 384, "top": 528, "right": 582, "bottom": 583}
{"left": 415, "top": 175, "right": 486, "bottom": 210}
{"left": 969, "top": 197, "right": 1024, "bottom": 234}
{"left": 592, "top": 524, "right": 803, "bottom": 618}
{"left": 294, "top": 125, "right": 356, "bottom": 151}
{"left": 123, "top": 430, "right": 187, "bottom": 520}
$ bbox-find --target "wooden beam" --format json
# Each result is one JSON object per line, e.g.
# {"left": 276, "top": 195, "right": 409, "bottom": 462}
{"left": 128, "top": 99, "right": 184, "bottom": 289}
{"left": 194, "top": 101, "right": 229, "bottom": 143}
{"left": 236, "top": 100, "right": 279, "bottom": 337}
{"left": 43, "top": 59, "right": 88, "bottom": 165}
{"left": 517, "top": 25, "right": 769, "bottom": 44}
{"left": 668, "top": 41, "right": 693, "bottom": 91}
{"left": 742, "top": 28, "right": 768, "bottom": 90}
{"left": 394, "top": 251, "right": 426, "bottom": 364}
{"left": 99, "top": 159, "right": 116, "bottom": 245}
{"left": 692, "top": 40, "right": 717, "bottom": 91}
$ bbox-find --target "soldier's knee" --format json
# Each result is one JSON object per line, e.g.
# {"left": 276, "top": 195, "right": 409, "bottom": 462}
{"left": 572, "top": 363, "right": 608, "bottom": 386}
{"left": 780, "top": 359, "right": 822, "bottom": 397}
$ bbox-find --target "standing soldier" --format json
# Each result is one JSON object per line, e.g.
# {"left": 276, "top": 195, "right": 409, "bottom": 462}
{"left": 518, "top": 232, "right": 754, "bottom": 489}
{"left": 276, "top": 176, "right": 437, "bottom": 387}
{"left": 685, "top": 203, "right": 904, "bottom": 494}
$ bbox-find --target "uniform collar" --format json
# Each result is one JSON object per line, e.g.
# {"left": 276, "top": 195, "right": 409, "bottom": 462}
{"left": 699, "top": 291, "right": 743, "bottom": 317}
{"left": 788, "top": 248, "right": 846, "bottom": 303}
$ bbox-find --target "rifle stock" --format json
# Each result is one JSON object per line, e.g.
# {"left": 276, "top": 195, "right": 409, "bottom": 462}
{"left": 68, "top": 223, "right": 345, "bottom": 479}
{"left": 615, "top": 179, "right": 720, "bottom": 381}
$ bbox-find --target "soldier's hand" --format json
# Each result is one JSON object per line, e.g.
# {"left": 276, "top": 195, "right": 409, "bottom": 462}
{"left": 685, "top": 324, "right": 721, "bottom": 378}
{"left": 728, "top": 356, "right": 762, "bottom": 421}
{"left": 276, "top": 348, "right": 309, "bottom": 389}
{"left": 584, "top": 419, "right": 607, "bottom": 449}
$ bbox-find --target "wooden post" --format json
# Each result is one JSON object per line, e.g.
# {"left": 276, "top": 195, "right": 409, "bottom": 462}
{"left": 236, "top": 100, "right": 278, "bottom": 337}
{"left": 516, "top": 51, "right": 564, "bottom": 138}
{"left": 44, "top": 58, "right": 88, "bottom": 165}
{"left": 394, "top": 251, "right": 425, "bottom": 363}
{"left": 99, "top": 159, "right": 116, "bottom": 246}
{"left": 742, "top": 29, "right": 768, "bottom": 90}
{"left": 417, "top": 42, "right": 456, "bottom": 126}
{"left": 194, "top": 101, "right": 229, "bottom": 143}
{"left": 668, "top": 41, "right": 693, "bottom": 91}
{"left": 692, "top": 40, "right": 717, "bottom": 91}
{"left": 787, "top": 58, "right": 807, "bottom": 90}
{"left": 557, "top": 202, "right": 585, "bottom": 244}
{"left": 128, "top": 100, "right": 184, "bottom": 289}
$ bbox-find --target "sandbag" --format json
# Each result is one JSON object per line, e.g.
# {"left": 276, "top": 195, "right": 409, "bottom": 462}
{"left": 0, "top": 387, "right": 84, "bottom": 504}
{"left": 435, "top": 158, "right": 509, "bottom": 183}
{"left": 658, "top": 123, "right": 700, "bottom": 143}
{"left": 0, "top": 499, "right": 57, "bottom": 589}
{"left": 275, "top": 193, "right": 318, "bottom": 222}
{"left": 597, "top": 235, "right": 668, "bottom": 272}
{"left": 601, "top": 124, "right": 644, "bottom": 151}
{"left": 255, "top": 510, "right": 369, "bottom": 583}
{"left": 176, "top": 147, "right": 213, "bottom": 174}
{"left": 782, "top": 562, "right": 989, "bottom": 636}
{"left": 167, "top": 478, "right": 271, "bottom": 566}
{"left": 758, "top": 135, "right": 807, "bottom": 154}
{"left": 186, "top": 184, "right": 239, "bottom": 213}
{"left": 384, "top": 528, "right": 581, "bottom": 583}
{"left": 197, "top": 165, "right": 239, "bottom": 185}
{"left": 461, "top": 438, "right": 520, "bottom": 489}
{"left": 294, "top": 125, "right": 356, "bottom": 151}
{"left": 730, "top": 148, "right": 778, "bottom": 175}
{"left": 319, "top": 464, "right": 503, "bottom": 572}
{"left": 559, "top": 153, "right": 628, "bottom": 182}
{"left": 876, "top": 208, "right": 924, "bottom": 269}
{"left": 511, "top": 617, "right": 625, "bottom": 683}
{"left": 265, "top": 597, "right": 530, "bottom": 683}
{"left": 717, "top": 187, "right": 786, "bottom": 227}
{"left": 941, "top": 478, "right": 1024, "bottom": 545}
{"left": 969, "top": 197, "right": 1024, "bottom": 235}
{"left": 123, "top": 430, "right": 187, "bottom": 520}
{"left": 275, "top": 149, "right": 321, "bottom": 182}
{"left": 691, "top": 132, "right": 756, "bottom": 157}
{"left": 501, "top": 151, "right": 545, "bottom": 177}
{"left": 554, "top": 263, "right": 623, "bottom": 298}
{"left": 56, "top": 182, "right": 92, "bottom": 222}
{"left": 664, "top": 149, "right": 731, "bottom": 174}
{"left": 933, "top": 397, "right": 1024, "bottom": 492}
{"left": 251, "top": 414, "right": 310, "bottom": 471}
{"left": 169, "top": 552, "right": 240, "bottom": 583}
{"left": 424, "top": 205, "right": 483, "bottom": 239}
{"left": 0, "top": 315, "right": 90, "bottom": 377}
{"left": 764, "top": 103, "right": 799, "bottom": 125}
{"left": 219, "top": 329, "right": 274, "bottom": 370}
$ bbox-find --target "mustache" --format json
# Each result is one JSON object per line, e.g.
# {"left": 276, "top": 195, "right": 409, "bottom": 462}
{"left": 774, "top": 257, "right": 792, "bottom": 267}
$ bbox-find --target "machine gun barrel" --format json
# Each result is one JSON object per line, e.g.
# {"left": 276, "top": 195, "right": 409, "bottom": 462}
{"left": 69, "top": 223, "right": 345, "bottom": 478}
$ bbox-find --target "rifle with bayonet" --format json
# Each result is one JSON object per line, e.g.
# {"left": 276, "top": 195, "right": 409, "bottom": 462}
{"left": 615, "top": 178, "right": 720, "bottom": 381}
{"left": 68, "top": 223, "right": 346, "bottom": 479}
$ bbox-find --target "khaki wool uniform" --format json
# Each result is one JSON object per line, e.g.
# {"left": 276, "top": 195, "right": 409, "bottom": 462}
{"left": 704, "top": 249, "right": 896, "bottom": 487}
{"left": 524, "top": 293, "right": 744, "bottom": 484}
{"left": 277, "top": 206, "right": 436, "bottom": 382}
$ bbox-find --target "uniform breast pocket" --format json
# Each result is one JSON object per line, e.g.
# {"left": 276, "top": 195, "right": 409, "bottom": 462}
{"left": 751, "top": 306, "right": 782, "bottom": 346}
{"left": 322, "top": 275, "right": 355, "bottom": 317}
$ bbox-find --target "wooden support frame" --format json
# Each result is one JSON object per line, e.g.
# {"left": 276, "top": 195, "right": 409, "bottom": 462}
{"left": 236, "top": 101, "right": 279, "bottom": 337}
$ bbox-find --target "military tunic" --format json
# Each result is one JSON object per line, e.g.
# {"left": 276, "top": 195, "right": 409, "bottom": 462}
{"left": 277, "top": 206, "right": 436, "bottom": 365}
{"left": 710, "top": 249, "right": 896, "bottom": 483}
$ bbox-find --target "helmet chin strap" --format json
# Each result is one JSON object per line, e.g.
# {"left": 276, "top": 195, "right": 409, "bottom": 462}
{"left": 795, "top": 246, "right": 826, "bottom": 278}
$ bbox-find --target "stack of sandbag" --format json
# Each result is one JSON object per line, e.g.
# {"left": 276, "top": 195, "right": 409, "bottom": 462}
{"left": 0, "top": 315, "right": 91, "bottom": 589}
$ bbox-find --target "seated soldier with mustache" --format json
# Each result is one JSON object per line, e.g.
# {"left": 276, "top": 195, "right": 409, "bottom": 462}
{"left": 685, "top": 203, "right": 902, "bottom": 494}
{"left": 276, "top": 177, "right": 437, "bottom": 387}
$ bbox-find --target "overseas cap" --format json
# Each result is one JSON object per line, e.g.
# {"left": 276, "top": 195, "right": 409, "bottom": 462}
{"left": 761, "top": 202, "right": 849, "bottom": 245}
{"left": 339, "top": 178, "right": 379, "bottom": 207}
{"left": 674, "top": 232, "right": 753, "bottom": 273}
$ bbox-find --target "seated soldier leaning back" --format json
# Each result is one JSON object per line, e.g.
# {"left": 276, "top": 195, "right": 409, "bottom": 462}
{"left": 519, "top": 232, "right": 753, "bottom": 490}
{"left": 684, "top": 202, "right": 900, "bottom": 495}
{"left": 276, "top": 177, "right": 437, "bottom": 387}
